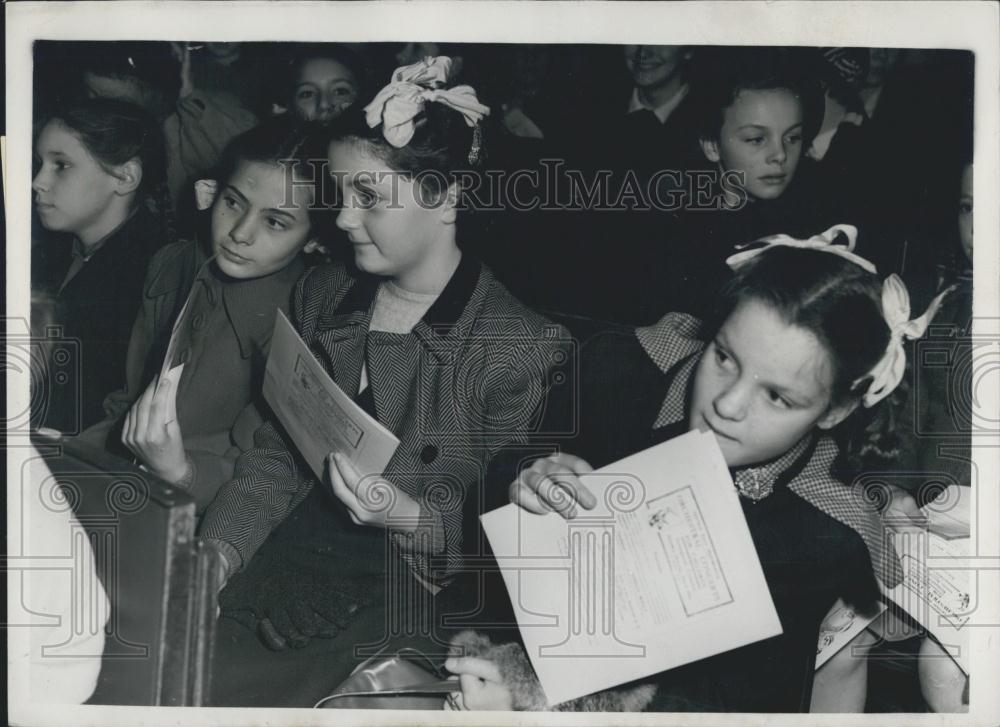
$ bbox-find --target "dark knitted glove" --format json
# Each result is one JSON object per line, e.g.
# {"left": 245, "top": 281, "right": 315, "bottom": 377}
{"left": 219, "top": 539, "right": 383, "bottom": 651}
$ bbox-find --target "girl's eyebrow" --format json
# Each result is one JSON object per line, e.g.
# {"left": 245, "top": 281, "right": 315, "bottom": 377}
{"left": 735, "top": 122, "right": 803, "bottom": 133}
{"left": 351, "top": 178, "right": 380, "bottom": 194}
{"left": 716, "top": 334, "right": 812, "bottom": 402}
{"left": 262, "top": 207, "right": 296, "bottom": 222}
{"left": 714, "top": 334, "right": 736, "bottom": 358}
{"left": 766, "top": 380, "right": 808, "bottom": 399}
{"left": 223, "top": 184, "right": 249, "bottom": 203}
{"left": 757, "top": 367, "right": 817, "bottom": 404}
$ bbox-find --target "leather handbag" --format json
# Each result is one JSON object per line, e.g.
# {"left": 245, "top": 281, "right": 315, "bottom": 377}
{"left": 316, "top": 647, "right": 459, "bottom": 710}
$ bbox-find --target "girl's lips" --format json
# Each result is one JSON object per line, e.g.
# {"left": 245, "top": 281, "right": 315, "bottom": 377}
{"left": 702, "top": 417, "right": 738, "bottom": 443}
{"left": 759, "top": 175, "right": 787, "bottom": 185}
{"left": 220, "top": 246, "right": 250, "bottom": 263}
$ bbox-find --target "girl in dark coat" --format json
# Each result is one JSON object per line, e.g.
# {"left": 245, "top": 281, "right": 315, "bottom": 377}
{"left": 447, "top": 227, "right": 950, "bottom": 713}
{"left": 32, "top": 99, "right": 172, "bottom": 432}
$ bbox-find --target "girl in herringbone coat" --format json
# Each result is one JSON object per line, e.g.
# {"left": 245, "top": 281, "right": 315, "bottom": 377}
{"left": 202, "top": 57, "right": 569, "bottom": 706}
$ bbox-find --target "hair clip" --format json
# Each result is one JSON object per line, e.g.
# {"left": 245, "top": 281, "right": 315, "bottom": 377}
{"left": 467, "top": 125, "right": 483, "bottom": 166}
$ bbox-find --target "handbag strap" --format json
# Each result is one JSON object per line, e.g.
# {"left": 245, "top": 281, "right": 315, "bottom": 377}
{"left": 314, "top": 677, "right": 459, "bottom": 708}
{"left": 351, "top": 645, "right": 446, "bottom": 678}
{"left": 313, "top": 647, "right": 457, "bottom": 709}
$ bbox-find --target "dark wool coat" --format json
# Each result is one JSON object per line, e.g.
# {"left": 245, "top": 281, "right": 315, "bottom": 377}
{"left": 200, "top": 254, "right": 570, "bottom": 587}
{"left": 470, "top": 313, "right": 898, "bottom": 712}
{"left": 32, "top": 206, "right": 167, "bottom": 432}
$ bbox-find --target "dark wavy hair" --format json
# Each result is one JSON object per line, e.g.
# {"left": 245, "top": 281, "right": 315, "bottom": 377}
{"left": 38, "top": 98, "right": 175, "bottom": 243}
{"left": 689, "top": 47, "right": 825, "bottom": 147}
{"left": 702, "top": 242, "right": 901, "bottom": 476}
{"left": 285, "top": 43, "right": 369, "bottom": 109}
{"left": 215, "top": 117, "right": 336, "bottom": 242}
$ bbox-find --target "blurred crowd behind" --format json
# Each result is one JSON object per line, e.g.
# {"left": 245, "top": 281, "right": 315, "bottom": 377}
{"left": 31, "top": 40, "right": 974, "bottom": 423}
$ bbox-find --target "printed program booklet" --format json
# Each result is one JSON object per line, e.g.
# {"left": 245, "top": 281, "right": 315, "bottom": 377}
{"left": 480, "top": 429, "right": 782, "bottom": 705}
{"left": 262, "top": 310, "right": 399, "bottom": 480}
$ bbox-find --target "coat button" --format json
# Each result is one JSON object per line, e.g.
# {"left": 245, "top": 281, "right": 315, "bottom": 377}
{"left": 420, "top": 445, "right": 438, "bottom": 464}
{"left": 191, "top": 312, "right": 206, "bottom": 330}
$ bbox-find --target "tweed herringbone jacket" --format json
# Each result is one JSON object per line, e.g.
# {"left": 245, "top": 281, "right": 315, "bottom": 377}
{"left": 200, "top": 255, "right": 570, "bottom": 586}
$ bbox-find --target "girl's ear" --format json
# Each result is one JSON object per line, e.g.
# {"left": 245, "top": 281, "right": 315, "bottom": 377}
{"left": 699, "top": 137, "right": 721, "bottom": 164}
{"left": 113, "top": 158, "right": 143, "bottom": 196}
{"left": 816, "top": 399, "right": 860, "bottom": 430}
{"left": 440, "top": 183, "right": 460, "bottom": 226}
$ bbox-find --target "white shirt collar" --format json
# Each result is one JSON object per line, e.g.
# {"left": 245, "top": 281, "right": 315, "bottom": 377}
{"left": 627, "top": 84, "right": 689, "bottom": 124}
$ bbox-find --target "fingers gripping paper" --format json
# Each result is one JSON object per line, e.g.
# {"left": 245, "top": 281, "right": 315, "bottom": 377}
{"left": 262, "top": 310, "right": 400, "bottom": 480}
{"left": 479, "top": 430, "right": 782, "bottom": 705}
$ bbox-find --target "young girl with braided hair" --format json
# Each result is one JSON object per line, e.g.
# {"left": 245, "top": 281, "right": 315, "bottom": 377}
{"left": 32, "top": 98, "right": 173, "bottom": 432}
{"left": 199, "top": 57, "right": 570, "bottom": 707}
{"left": 446, "top": 225, "right": 950, "bottom": 713}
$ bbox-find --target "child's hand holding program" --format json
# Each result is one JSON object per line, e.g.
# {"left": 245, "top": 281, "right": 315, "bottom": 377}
{"left": 508, "top": 452, "right": 598, "bottom": 520}
{"left": 325, "top": 452, "right": 421, "bottom": 530}
{"left": 122, "top": 373, "right": 190, "bottom": 485}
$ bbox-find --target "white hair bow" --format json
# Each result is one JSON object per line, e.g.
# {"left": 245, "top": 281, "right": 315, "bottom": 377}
{"left": 859, "top": 275, "right": 954, "bottom": 407}
{"left": 725, "top": 224, "right": 877, "bottom": 274}
{"left": 194, "top": 179, "right": 219, "bottom": 210}
{"left": 364, "top": 56, "right": 490, "bottom": 148}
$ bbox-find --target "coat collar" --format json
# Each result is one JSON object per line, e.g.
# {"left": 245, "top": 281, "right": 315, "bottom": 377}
{"left": 641, "top": 316, "right": 902, "bottom": 586}
{"left": 70, "top": 206, "right": 139, "bottom": 263}
{"left": 418, "top": 252, "right": 481, "bottom": 335}
{"left": 146, "top": 238, "right": 210, "bottom": 298}
{"left": 731, "top": 432, "right": 814, "bottom": 502}
{"left": 317, "top": 254, "right": 483, "bottom": 347}
{"left": 58, "top": 205, "right": 156, "bottom": 284}
{"left": 148, "top": 238, "right": 305, "bottom": 359}
{"left": 212, "top": 256, "right": 306, "bottom": 359}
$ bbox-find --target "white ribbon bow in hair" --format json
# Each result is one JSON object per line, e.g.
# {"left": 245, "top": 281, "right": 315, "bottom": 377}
{"left": 725, "top": 224, "right": 877, "bottom": 274}
{"left": 859, "top": 274, "right": 954, "bottom": 408}
{"left": 194, "top": 179, "right": 219, "bottom": 211}
{"left": 364, "top": 56, "right": 490, "bottom": 148}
